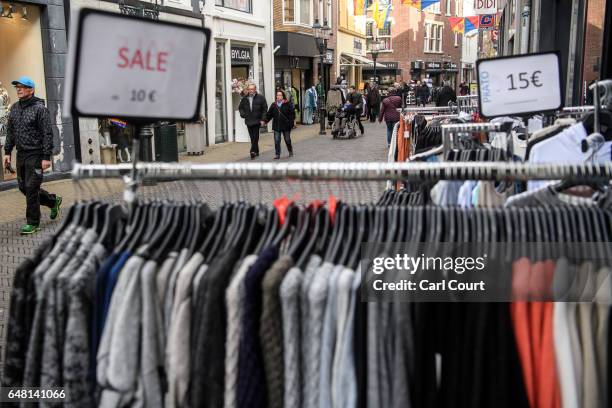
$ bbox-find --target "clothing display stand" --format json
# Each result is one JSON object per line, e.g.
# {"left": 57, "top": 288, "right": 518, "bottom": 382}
{"left": 441, "top": 122, "right": 504, "bottom": 156}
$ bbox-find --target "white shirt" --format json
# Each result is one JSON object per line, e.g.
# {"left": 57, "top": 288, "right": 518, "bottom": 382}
{"left": 528, "top": 123, "right": 612, "bottom": 191}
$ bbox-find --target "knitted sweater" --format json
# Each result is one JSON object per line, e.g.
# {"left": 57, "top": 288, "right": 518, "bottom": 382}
{"left": 224, "top": 255, "right": 258, "bottom": 408}
{"left": 237, "top": 247, "right": 279, "bottom": 408}
{"left": 260, "top": 255, "right": 294, "bottom": 408}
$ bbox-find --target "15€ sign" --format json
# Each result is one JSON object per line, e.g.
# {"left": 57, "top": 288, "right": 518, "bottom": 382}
{"left": 476, "top": 52, "right": 563, "bottom": 118}
{"left": 64, "top": 9, "right": 211, "bottom": 122}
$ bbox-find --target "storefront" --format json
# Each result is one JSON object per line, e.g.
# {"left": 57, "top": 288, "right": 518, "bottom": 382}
{"left": 338, "top": 31, "right": 368, "bottom": 87}
{"left": 0, "top": 0, "right": 72, "bottom": 181}
{"left": 273, "top": 32, "right": 318, "bottom": 124}
{"left": 362, "top": 61, "right": 401, "bottom": 89}
{"left": 443, "top": 62, "right": 459, "bottom": 88}
{"left": 410, "top": 61, "right": 460, "bottom": 88}
{"left": 410, "top": 60, "right": 425, "bottom": 82}
{"left": 204, "top": 2, "right": 274, "bottom": 145}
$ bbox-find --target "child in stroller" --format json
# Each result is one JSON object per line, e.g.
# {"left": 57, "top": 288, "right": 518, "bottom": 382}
{"left": 331, "top": 102, "right": 359, "bottom": 139}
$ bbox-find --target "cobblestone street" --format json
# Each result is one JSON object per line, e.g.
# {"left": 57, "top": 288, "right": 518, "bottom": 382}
{"left": 0, "top": 120, "right": 389, "bottom": 366}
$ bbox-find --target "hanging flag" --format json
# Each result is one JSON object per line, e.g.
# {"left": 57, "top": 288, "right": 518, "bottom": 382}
{"left": 464, "top": 16, "right": 480, "bottom": 34}
{"left": 373, "top": 1, "right": 392, "bottom": 29}
{"left": 354, "top": 0, "right": 366, "bottom": 16}
{"left": 449, "top": 17, "right": 465, "bottom": 34}
{"left": 478, "top": 14, "right": 495, "bottom": 30}
{"left": 401, "top": 0, "right": 440, "bottom": 11}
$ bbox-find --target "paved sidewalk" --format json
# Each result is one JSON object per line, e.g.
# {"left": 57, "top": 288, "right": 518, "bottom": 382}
{"left": 0, "top": 120, "right": 389, "bottom": 370}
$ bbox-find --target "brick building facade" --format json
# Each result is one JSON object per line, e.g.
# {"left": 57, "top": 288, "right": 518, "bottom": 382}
{"left": 365, "top": 0, "right": 463, "bottom": 89}
{"left": 582, "top": 0, "right": 607, "bottom": 100}
{"left": 272, "top": 0, "right": 337, "bottom": 122}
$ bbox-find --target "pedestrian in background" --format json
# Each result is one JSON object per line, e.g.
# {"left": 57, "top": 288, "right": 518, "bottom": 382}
{"left": 378, "top": 87, "right": 402, "bottom": 148}
{"left": 3, "top": 76, "right": 62, "bottom": 235}
{"left": 436, "top": 80, "right": 457, "bottom": 107}
{"left": 368, "top": 82, "right": 381, "bottom": 122}
{"left": 416, "top": 81, "right": 430, "bottom": 107}
{"left": 459, "top": 82, "right": 469, "bottom": 96}
{"left": 238, "top": 84, "right": 268, "bottom": 160}
{"left": 303, "top": 85, "right": 317, "bottom": 125}
{"left": 264, "top": 90, "right": 294, "bottom": 160}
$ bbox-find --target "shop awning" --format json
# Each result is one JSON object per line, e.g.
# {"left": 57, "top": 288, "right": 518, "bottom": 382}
{"left": 340, "top": 53, "right": 387, "bottom": 67}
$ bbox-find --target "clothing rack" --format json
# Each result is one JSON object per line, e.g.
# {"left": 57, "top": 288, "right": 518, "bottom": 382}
{"left": 72, "top": 161, "right": 612, "bottom": 184}
{"left": 397, "top": 106, "right": 456, "bottom": 114}
{"left": 441, "top": 122, "right": 503, "bottom": 156}
{"left": 456, "top": 95, "right": 479, "bottom": 113}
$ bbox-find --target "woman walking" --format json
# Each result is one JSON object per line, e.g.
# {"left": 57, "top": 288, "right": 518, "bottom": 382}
{"left": 378, "top": 88, "right": 402, "bottom": 148}
{"left": 265, "top": 90, "right": 295, "bottom": 159}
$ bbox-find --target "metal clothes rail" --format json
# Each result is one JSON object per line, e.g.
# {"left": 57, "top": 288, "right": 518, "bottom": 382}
{"left": 72, "top": 162, "right": 612, "bottom": 183}
{"left": 441, "top": 123, "right": 503, "bottom": 156}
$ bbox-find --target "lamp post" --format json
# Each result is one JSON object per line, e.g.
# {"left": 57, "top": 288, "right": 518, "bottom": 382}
{"left": 370, "top": 40, "right": 382, "bottom": 84}
{"left": 314, "top": 19, "right": 331, "bottom": 135}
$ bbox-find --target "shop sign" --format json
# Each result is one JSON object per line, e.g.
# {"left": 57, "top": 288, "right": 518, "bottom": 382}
{"left": 444, "top": 62, "right": 458, "bottom": 70}
{"left": 323, "top": 50, "right": 334, "bottom": 64}
{"left": 64, "top": 8, "right": 210, "bottom": 122}
{"left": 479, "top": 14, "right": 496, "bottom": 30}
{"left": 291, "top": 57, "right": 301, "bottom": 69}
{"left": 473, "top": 0, "right": 497, "bottom": 14}
{"left": 231, "top": 47, "right": 252, "bottom": 63}
{"left": 426, "top": 61, "right": 442, "bottom": 70}
{"left": 411, "top": 61, "right": 424, "bottom": 70}
{"left": 477, "top": 52, "right": 563, "bottom": 118}
{"left": 353, "top": 39, "right": 363, "bottom": 54}
{"left": 385, "top": 62, "right": 399, "bottom": 69}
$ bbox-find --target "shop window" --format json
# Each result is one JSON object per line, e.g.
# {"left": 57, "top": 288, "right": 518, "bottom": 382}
{"left": 215, "top": 0, "right": 252, "bottom": 13}
{"left": 424, "top": 22, "right": 443, "bottom": 53}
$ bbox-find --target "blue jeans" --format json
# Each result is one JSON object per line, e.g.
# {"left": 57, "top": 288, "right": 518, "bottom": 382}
{"left": 386, "top": 120, "right": 397, "bottom": 147}
{"left": 274, "top": 130, "right": 293, "bottom": 156}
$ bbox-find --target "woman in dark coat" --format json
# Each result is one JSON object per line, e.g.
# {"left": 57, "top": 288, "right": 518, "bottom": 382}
{"left": 265, "top": 90, "right": 295, "bottom": 159}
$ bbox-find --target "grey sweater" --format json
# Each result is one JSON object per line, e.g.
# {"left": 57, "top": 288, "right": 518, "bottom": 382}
{"left": 62, "top": 241, "right": 107, "bottom": 408}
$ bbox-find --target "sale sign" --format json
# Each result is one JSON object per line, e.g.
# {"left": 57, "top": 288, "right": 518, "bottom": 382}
{"left": 477, "top": 52, "right": 563, "bottom": 117}
{"left": 473, "top": 0, "right": 497, "bottom": 14}
{"left": 64, "top": 9, "right": 210, "bottom": 122}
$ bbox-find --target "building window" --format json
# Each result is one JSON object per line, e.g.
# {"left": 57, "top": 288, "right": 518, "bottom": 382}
{"left": 366, "top": 21, "right": 392, "bottom": 51}
{"left": 284, "top": 0, "right": 312, "bottom": 25}
{"left": 454, "top": 31, "right": 459, "bottom": 47}
{"left": 446, "top": 0, "right": 451, "bottom": 15}
{"left": 426, "top": 2, "right": 440, "bottom": 14}
{"left": 454, "top": 0, "right": 459, "bottom": 16}
{"left": 215, "top": 0, "right": 252, "bottom": 13}
{"left": 284, "top": 0, "right": 295, "bottom": 22}
{"left": 424, "top": 22, "right": 443, "bottom": 53}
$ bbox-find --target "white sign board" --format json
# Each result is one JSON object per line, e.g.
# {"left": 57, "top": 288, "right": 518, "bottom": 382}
{"left": 473, "top": 0, "right": 497, "bottom": 14}
{"left": 65, "top": 9, "right": 210, "bottom": 122}
{"left": 477, "top": 52, "right": 563, "bottom": 118}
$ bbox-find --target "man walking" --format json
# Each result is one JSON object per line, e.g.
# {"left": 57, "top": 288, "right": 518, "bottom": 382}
{"left": 347, "top": 86, "right": 365, "bottom": 135}
{"left": 238, "top": 84, "right": 268, "bottom": 159}
{"left": 435, "top": 80, "right": 457, "bottom": 107}
{"left": 3, "top": 76, "right": 61, "bottom": 234}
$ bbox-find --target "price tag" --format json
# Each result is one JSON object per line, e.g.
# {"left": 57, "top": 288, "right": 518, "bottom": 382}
{"left": 476, "top": 52, "right": 563, "bottom": 118}
{"left": 64, "top": 9, "right": 210, "bottom": 122}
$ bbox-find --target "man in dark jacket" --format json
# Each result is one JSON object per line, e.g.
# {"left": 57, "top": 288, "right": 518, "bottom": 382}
{"left": 367, "top": 83, "right": 381, "bottom": 122}
{"left": 435, "top": 80, "right": 457, "bottom": 107}
{"left": 238, "top": 84, "right": 268, "bottom": 159}
{"left": 4, "top": 76, "right": 62, "bottom": 235}
{"left": 415, "top": 81, "right": 430, "bottom": 107}
{"left": 347, "top": 86, "right": 365, "bottom": 135}
{"left": 378, "top": 88, "right": 402, "bottom": 147}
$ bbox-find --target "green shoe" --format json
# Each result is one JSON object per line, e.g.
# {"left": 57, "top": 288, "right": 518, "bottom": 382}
{"left": 20, "top": 224, "right": 40, "bottom": 235}
{"left": 50, "top": 196, "right": 62, "bottom": 220}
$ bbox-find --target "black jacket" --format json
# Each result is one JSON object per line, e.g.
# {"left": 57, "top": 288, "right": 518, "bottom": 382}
{"left": 435, "top": 86, "right": 457, "bottom": 107}
{"left": 5, "top": 96, "right": 54, "bottom": 160}
{"left": 238, "top": 93, "right": 268, "bottom": 127}
{"left": 265, "top": 101, "right": 295, "bottom": 132}
{"left": 416, "top": 85, "right": 430, "bottom": 101}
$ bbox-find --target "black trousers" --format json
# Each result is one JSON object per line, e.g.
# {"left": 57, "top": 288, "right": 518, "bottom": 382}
{"left": 247, "top": 125, "right": 260, "bottom": 155}
{"left": 16, "top": 154, "right": 56, "bottom": 226}
{"left": 356, "top": 115, "right": 365, "bottom": 134}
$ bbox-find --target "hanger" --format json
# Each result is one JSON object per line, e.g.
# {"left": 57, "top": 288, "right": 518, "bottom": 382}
{"left": 338, "top": 205, "right": 356, "bottom": 266}
{"left": 253, "top": 206, "right": 277, "bottom": 255}
{"left": 240, "top": 203, "right": 266, "bottom": 260}
{"left": 152, "top": 202, "right": 184, "bottom": 262}
{"left": 96, "top": 204, "right": 128, "bottom": 248}
{"left": 198, "top": 202, "right": 226, "bottom": 257}
{"left": 127, "top": 201, "right": 154, "bottom": 253}
{"left": 207, "top": 202, "right": 234, "bottom": 261}
{"left": 115, "top": 203, "right": 144, "bottom": 254}
{"left": 582, "top": 109, "right": 612, "bottom": 139}
{"left": 288, "top": 204, "right": 314, "bottom": 262}
{"left": 272, "top": 204, "right": 300, "bottom": 249}
{"left": 324, "top": 202, "right": 344, "bottom": 263}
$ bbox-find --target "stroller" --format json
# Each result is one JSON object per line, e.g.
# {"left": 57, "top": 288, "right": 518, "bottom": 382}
{"left": 331, "top": 102, "right": 359, "bottom": 139}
